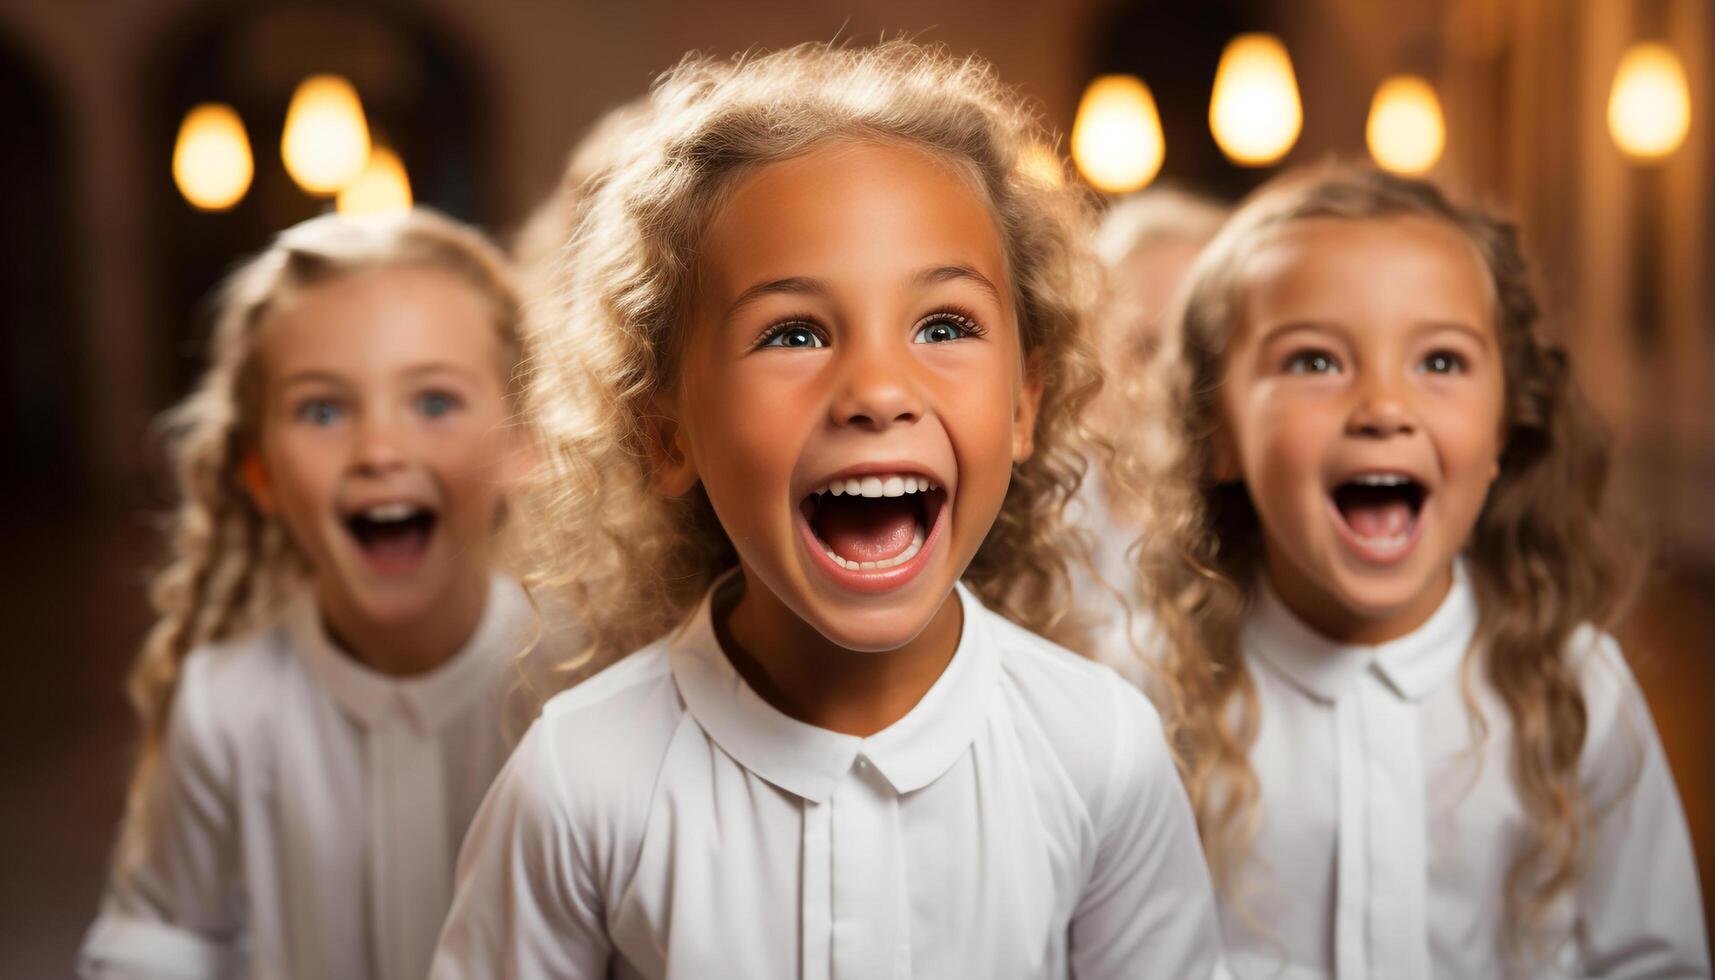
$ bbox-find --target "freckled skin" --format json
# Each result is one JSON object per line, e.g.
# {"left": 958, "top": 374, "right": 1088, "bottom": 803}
{"left": 245, "top": 266, "right": 526, "bottom": 675}
{"left": 657, "top": 141, "right": 1040, "bottom": 734}
{"left": 1216, "top": 216, "right": 1505, "bottom": 644}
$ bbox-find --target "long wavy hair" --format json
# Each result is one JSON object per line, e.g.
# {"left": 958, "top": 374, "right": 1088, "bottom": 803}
{"left": 519, "top": 41, "right": 1134, "bottom": 693}
{"left": 121, "top": 209, "right": 521, "bottom": 863}
{"left": 1145, "top": 165, "right": 1638, "bottom": 948}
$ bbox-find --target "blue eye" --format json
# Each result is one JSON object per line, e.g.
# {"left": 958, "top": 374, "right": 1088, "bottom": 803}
{"left": 294, "top": 399, "right": 343, "bottom": 426}
{"left": 759, "top": 323, "right": 825, "bottom": 349}
{"left": 1284, "top": 350, "right": 1341, "bottom": 375}
{"left": 417, "top": 391, "right": 461, "bottom": 418}
{"left": 1419, "top": 350, "right": 1467, "bottom": 375}
{"left": 913, "top": 313, "right": 979, "bottom": 344}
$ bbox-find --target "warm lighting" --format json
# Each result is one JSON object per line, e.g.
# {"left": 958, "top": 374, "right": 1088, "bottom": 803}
{"left": 1070, "top": 75, "right": 1165, "bottom": 193}
{"left": 336, "top": 146, "right": 413, "bottom": 215}
{"left": 1366, "top": 76, "right": 1446, "bottom": 175}
{"left": 172, "top": 104, "right": 253, "bottom": 211}
{"left": 1608, "top": 43, "right": 1691, "bottom": 159}
{"left": 282, "top": 75, "right": 371, "bottom": 194}
{"left": 1209, "top": 33, "right": 1302, "bottom": 166}
{"left": 1017, "top": 142, "right": 1066, "bottom": 188}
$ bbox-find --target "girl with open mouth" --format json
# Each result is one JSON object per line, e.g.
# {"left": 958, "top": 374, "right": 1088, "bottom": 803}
{"left": 82, "top": 210, "right": 544, "bottom": 980}
{"left": 433, "top": 41, "right": 1220, "bottom": 980}
{"left": 1143, "top": 165, "right": 1708, "bottom": 978}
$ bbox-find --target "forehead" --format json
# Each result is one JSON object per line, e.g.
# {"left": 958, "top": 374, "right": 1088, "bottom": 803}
{"left": 696, "top": 140, "right": 1012, "bottom": 303}
{"left": 1238, "top": 215, "right": 1494, "bottom": 336}
{"left": 258, "top": 264, "right": 502, "bottom": 378}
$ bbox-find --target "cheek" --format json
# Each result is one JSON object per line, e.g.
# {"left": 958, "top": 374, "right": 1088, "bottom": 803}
{"left": 1238, "top": 391, "right": 1337, "bottom": 492}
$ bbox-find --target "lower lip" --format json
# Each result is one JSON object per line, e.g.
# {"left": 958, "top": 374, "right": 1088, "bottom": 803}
{"left": 797, "top": 493, "right": 947, "bottom": 594}
{"left": 1326, "top": 496, "right": 1424, "bottom": 565}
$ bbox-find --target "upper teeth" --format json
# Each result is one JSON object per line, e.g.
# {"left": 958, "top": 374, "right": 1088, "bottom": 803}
{"left": 1353, "top": 473, "right": 1411, "bottom": 487}
{"left": 811, "top": 475, "right": 939, "bottom": 498}
{"left": 363, "top": 503, "right": 418, "bottom": 522}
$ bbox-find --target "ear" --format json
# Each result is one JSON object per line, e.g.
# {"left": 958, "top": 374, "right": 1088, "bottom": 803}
{"left": 1011, "top": 349, "right": 1044, "bottom": 463}
{"left": 241, "top": 452, "right": 278, "bottom": 515}
{"left": 647, "top": 391, "right": 701, "bottom": 496}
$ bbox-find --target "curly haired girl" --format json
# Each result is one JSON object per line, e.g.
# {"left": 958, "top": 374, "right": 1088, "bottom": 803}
{"left": 81, "top": 209, "right": 539, "bottom": 980}
{"left": 1145, "top": 164, "right": 1709, "bottom": 978}
{"left": 432, "top": 41, "right": 1218, "bottom": 979}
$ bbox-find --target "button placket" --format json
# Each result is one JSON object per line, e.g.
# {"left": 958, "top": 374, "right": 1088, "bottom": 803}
{"left": 830, "top": 756, "right": 907, "bottom": 980}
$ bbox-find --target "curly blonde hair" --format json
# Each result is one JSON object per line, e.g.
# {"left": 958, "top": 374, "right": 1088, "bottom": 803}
{"left": 520, "top": 40, "right": 1131, "bottom": 689}
{"left": 121, "top": 208, "right": 522, "bottom": 863}
{"left": 1145, "top": 164, "right": 1639, "bottom": 948}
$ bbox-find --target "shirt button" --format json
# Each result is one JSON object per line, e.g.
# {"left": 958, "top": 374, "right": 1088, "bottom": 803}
{"left": 856, "top": 757, "right": 869, "bottom": 770}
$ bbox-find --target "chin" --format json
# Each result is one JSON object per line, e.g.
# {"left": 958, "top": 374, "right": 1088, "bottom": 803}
{"left": 799, "top": 590, "right": 949, "bottom": 654}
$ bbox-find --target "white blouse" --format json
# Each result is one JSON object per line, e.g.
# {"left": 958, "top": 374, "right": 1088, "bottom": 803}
{"left": 1063, "top": 467, "right": 1158, "bottom": 688}
{"left": 431, "top": 579, "right": 1220, "bottom": 979}
{"left": 81, "top": 576, "right": 535, "bottom": 980}
{"left": 1224, "top": 562, "right": 1710, "bottom": 979}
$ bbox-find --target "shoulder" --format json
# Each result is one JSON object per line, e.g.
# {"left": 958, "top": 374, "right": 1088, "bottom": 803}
{"left": 529, "top": 643, "right": 685, "bottom": 821}
{"left": 983, "top": 607, "right": 1173, "bottom": 812}
{"left": 1563, "top": 626, "right": 1659, "bottom": 793}
{"left": 175, "top": 622, "right": 297, "bottom": 743}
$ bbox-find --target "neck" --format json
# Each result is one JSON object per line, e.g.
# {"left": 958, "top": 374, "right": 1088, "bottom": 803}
{"left": 717, "top": 569, "right": 963, "bottom": 737}
{"left": 1263, "top": 555, "right": 1453, "bottom": 646}
{"left": 316, "top": 571, "right": 491, "bottom": 677}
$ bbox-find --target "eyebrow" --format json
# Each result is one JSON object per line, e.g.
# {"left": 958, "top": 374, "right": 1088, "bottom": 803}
{"left": 723, "top": 264, "right": 1005, "bottom": 323}
{"left": 1413, "top": 320, "right": 1493, "bottom": 347}
{"left": 277, "top": 362, "right": 482, "bottom": 389}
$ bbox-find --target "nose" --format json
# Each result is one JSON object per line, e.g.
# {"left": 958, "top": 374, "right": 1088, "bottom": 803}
{"left": 828, "top": 335, "right": 923, "bottom": 431}
{"left": 1346, "top": 369, "right": 1416, "bottom": 439}
{"left": 351, "top": 411, "right": 408, "bottom": 474}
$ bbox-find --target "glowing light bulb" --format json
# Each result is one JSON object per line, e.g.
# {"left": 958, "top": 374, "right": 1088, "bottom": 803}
{"left": 1366, "top": 75, "right": 1446, "bottom": 175}
{"left": 1071, "top": 75, "right": 1165, "bottom": 194}
{"left": 336, "top": 146, "right": 412, "bottom": 215}
{"left": 282, "top": 75, "right": 371, "bottom": 194}
{"left": 1608, "top": 43, "right": 1691, "bottom": 159}
{"left": 172, "top": 104, "right": 253, "bottom": 211}
{"left": 1209, "top": 34, "right": 1302, "bottom": 166}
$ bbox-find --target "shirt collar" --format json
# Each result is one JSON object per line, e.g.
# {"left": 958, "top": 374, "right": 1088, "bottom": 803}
{"left": 1245, "top": 560, "right": 1477, "bottom": 703}
{"left": 289, "top": 575, "right": 529, "bottom": 734}
{"left": 669, "top": 574, "right": 1000, "bottom": 804}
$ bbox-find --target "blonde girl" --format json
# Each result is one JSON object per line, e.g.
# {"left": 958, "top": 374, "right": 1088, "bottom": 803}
{"left": 1146, "top": 165, "right": 1708, "bottom": 978}
{"left": 82, "top": 209, "right": 538, "bottom": 980}
{"left": 1070, "top": 186, "right": 1230, "bottom": 684}
{"left": 432, "top": 41, "right": 1218, "bottom": 979}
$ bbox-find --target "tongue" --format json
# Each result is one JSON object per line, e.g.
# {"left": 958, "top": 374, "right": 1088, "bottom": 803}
{"left": 1341, "top": 499, "right": 1413, "bottom": 540}
{"left": 815, "top": 495, "right": 919, "bottom": 562}
{"left": 359, "top": 524, "right": 431, "bottom": 564}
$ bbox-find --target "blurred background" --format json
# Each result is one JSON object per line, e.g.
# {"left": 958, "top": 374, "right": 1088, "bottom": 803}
{"left": 0, "top": 0, "right": 1708, "bottom": 972}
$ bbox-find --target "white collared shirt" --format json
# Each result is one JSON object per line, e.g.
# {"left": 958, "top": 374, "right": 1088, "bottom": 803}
{"left": 1063, "top": 466, "right": 1160, "bottom": 687}
{"left": 81, "top": 576, "right": 534, "bottom": 980}
{"left": 431, "top": 580, "right": 1220, "bottom": 980}
{"left": 1224, "top": 563, "right": 1710, "bottom": 980}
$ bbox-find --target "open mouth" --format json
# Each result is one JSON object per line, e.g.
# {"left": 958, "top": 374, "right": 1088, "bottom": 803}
{"left": 1328, "top": 473, "right": 1426, "bottom": 553}
{"left": 799, "top": 474, "right": 946, "bottom": 573}
{"left": 344, "top": 502, "right": 437, "bottom": 569}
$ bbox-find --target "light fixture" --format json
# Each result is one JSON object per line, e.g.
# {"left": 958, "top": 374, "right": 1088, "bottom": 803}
{"left": 1366, "top": 75, "right": 1446, "bottom": 175}
{"left": 172, "top": 104, "right": 253, "bottom": 211}
{"left": 282, "top": 75, "right": 372, "bottom": 194}
{"left": 1608, "top": 43, "right": 1691, "bottom": 159}
{"left": 1070, "top": 75, "right": 1165, "bottom": 193}
{"left": 336, "top": 145, "right": 413, "bottom": 215}
{"left": 1209, "top": 33, "right": 1302, "bottom": 166}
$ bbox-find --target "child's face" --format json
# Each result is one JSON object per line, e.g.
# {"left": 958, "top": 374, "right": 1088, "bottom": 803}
{"left": 1216, "top": 216, "right": 1504, "bottom": 642}
{"left": 248, "top": 265, "right": 521, "bottom": 628}
{"left": 663, "top": 141, "right": 1039, "bottom": 652}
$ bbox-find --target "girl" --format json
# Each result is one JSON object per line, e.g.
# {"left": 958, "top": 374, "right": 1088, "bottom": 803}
{"left": 432, "top": 41, "right": 1219, "bottom": 979}
{"left": 1069, "top": 187, "right": 1230, "bottom": 686}
{"left": 1146, "top": 165, "right": 1710, "bottom": 978}
{"left": 81, "top": 209, "right": 539, "bottom": 980}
